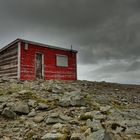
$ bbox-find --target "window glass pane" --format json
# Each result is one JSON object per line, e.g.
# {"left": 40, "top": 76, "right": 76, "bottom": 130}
{"left": 56, "top": 55, "right": 68, "bottom": 67}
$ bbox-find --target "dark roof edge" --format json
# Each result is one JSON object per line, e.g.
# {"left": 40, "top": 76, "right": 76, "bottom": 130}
{"left": 0, "top": 38, "right": 78, "bottom": 53}
{"left": 0, "top": 39, "right": 19, "bottom": 53}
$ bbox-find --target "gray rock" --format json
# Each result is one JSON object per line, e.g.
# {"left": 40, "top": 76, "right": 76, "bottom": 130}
{"left": 126, "top": 125, "right": 140, "bottom": 134}
{"left": 28, "top": 99, "right": 37, "bottom": 107}
{"left": 60, "top": 114, "right": 72, "bottom": 122}
{"left": 37, "top": 103, "right": 49, "bottom": 110}
{"left": 69, "top": 90, "right": 81, "bottom": 96}
{"left": 100, "top": 105, "right": 111, "bottom": 112}
{"left": 86, "top": 119, "right": 103, "bottom": 131}
{"left": 59, "top": 90, "right": 86, "bottom": 107}
{"left": 84, "top": 128, "right": 92, "bottom": 137}
{"left": 0, "top": 76, "right": 9, "bottom": 82}
{"left": 92, "top": 119, "right": 103, "bottom": 131}
{"left": 50, "top": 113, "right": 59, "bottom": 118}
{"left": 71, "top": 91, "right": 87, "bottom": 106}
{"left": 2, "top": 108, "right": 17, "bottom": 119}
{"left": 45, "top": 113, "right": 65, "bottom": 124}
{"left": 95, "top": 95, "right": 110, "bottom": 105}
{"left": 2, "top": 136, "right": 11, "bottom": 140}
{"left": 6, "top": 102, "right": 15, "bottom": 107}
{"left": 0, "top": 109, "right": 3, "bottom": 114}
{"left": 13, "top": 102, "right": 30, "bottom": 114}
{"left": 0, "top": 96, "right": 8, "bottom": 103}
{"left": 41, "top": 133, "right": 64, "bottom": 140}
{"left": 45, "top": 117, "right": 64, "bottom": 124}
{"left": 52, "top": 85, "right": 63, "bottom": 94}
{"left": 70, "top": 133, "right": 83, "bottom": 140}
{"left": 18, "top": 90, "right": 29, "bottom": 95}
{"left": 103, "top": 131, "right": 114, "bottom": 140}
{"left": 80, "top": 107, "right": 87, "bottom": 112}
{"left": 59, "top": 98, "right": 71, "bottom": 107}
{"left": 33, "top": 116, "right": 44, "bottom": 123}
{"left": 28, "top": 110, "right": 36, "bottom": 117}
{"left": 92, "top": 111, "right": 106, "bottom": 120}
{"left": 121, "top": 109, "right": 140, "bottom": 120}
{"left": 0, "top": 103, "right": 5, "bottom": 114}
{"left": 52, "top": 123, "right": 64, "bottom": 129}
{"left": 87, "top": 129, "right": 105, "bottom": 140}
{"left": 86, "top": 119, "right": 93, "bottom": 128}
{"left": 70, "top": 96, "right": 86, "bottom": 107}
{"left": 0, "top": 104, "right": 5, "bottom": 109}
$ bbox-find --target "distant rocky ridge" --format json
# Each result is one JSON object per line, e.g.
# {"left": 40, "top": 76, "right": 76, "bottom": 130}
{"left": 0, "top": 78, "right": 140, "bottom": 140}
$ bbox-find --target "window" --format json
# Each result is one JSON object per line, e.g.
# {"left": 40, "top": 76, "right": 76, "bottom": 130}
{"left": 56, "top": 55, "right": 68, "bottom": 67}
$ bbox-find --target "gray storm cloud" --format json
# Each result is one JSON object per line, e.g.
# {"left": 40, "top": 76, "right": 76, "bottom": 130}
{"left": 0, "top": 0, "right": 140, "bottom": 84}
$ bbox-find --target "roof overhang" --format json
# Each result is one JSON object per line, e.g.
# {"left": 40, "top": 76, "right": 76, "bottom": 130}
{"left": 0, "top": 38, "right": 78, "bottom": 53}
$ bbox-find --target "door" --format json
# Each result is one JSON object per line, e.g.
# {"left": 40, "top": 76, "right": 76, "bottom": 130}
{"left": 36, "top": 53, "right": 43, "bottom": 79}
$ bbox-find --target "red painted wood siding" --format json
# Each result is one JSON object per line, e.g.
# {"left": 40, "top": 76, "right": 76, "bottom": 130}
{"left": 20, "top": 42, "right": 77, "bottom": 80}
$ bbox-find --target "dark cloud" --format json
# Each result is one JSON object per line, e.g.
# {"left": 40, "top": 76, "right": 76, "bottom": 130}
{"left": 0, "top": 0, "right": 117, "bottom": 27}
{"left": 0, "top": 0, "right": 140, "bottom": 84}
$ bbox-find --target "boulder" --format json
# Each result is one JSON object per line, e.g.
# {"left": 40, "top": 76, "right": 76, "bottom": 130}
{"left": 86, "top": 129, "right": 105, "bottom": 140}
{"left": 13, "top": 102, "right": 30, "bottom": 114}
{"left": 59, "top": 90, "right": 86, "bottom": 107}
{"left": 45, "top": 113, "right": 66, "bottom": 124}
{"left": 28, "top": 110, "right": 36, "bottom": 117}
{"left": 37, "top": 103, "right": 49, "bottom": 110}
{"left": 92, "top": 119, "right": 103, "bottom": 131}
{"left": 59, "top": 98, "right": 71, "bottom": 107}
{"left": 45, "top": 116, "right": 64, "bottom": 124}
{"left": 2, "top": 108, "right": 17, "bottom": 119}
{"left": 52, "top": 123, "right": 64, "bottom": 129}
{"left": 70, "top": 95, "right": 86, "bottom": 107}
{"left": 6, "top": 102, "right": 15, "bottom": 107}
{"left": 52, "top": 84, "right": 63, "bottom": 94}
{"left": 33, "top": 116, "right": 44, "bottom": 123}
{"left": 28, "top": 99, "right": 37, "bottom": 108}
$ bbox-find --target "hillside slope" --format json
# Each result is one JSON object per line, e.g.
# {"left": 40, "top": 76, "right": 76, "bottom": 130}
{"left": 0, "top": 79, "right": 140, "bottom": 140}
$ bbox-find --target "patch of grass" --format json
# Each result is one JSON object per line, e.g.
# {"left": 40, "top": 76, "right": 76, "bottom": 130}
{"left": 17, "top": 91, "right": 59, "bottom": 108}
{"left": 80, "top": 126, "right": 89, "bottom": 133}
{"left": 0, "top": 92, "right": 4, "bottom": 96}
{"left": 112, "top": 101, "right": 127, "bottom": 110}
{"left": 84, "top": 95, "right": 100, "bottom": 110}
{"left": 25, "top": 130, "right": 36, "bottom": 140}
{"left": 79, "top": 114, "right": 93, "bottom": 121}
{"left": 0, "top": 83, "right": 24, "bottom": 96}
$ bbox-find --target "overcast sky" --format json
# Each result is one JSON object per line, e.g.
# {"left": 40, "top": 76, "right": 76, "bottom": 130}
{"left": 0, "top": 0, "right": 140, "bottom": 84}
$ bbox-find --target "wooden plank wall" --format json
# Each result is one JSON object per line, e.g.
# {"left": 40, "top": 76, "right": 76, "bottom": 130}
{"left": 0, "top": 43, "right": 18, "bottom": 79}
{"left": 20, "top": 42, "right": 77, "bottom": 80}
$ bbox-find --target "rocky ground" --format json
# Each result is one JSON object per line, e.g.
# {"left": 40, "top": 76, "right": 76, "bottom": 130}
{"left": 0, "top": 78, "right": 140, "bottom": 140}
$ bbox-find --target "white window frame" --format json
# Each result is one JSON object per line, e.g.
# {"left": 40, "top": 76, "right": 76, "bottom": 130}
{"left": 56, "top": 54, "right": 68, "bottom": 67}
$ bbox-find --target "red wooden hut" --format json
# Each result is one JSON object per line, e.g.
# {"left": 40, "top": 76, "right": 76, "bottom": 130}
{"left": 0, "top": 39, "right": 77, "bottom": 80}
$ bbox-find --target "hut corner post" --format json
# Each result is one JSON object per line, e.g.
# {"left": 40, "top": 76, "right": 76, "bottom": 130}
{"left": 17, "top": 42, "right": 21, "bottom": 80}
